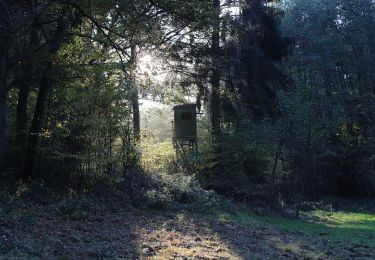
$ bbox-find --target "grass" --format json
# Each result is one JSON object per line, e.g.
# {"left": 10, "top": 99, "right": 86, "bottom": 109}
{"left": 218, "top": 209, "right": 375, "bottom": 247}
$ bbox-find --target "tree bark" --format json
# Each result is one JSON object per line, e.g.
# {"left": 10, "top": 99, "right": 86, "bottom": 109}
{"left": 24, "top": 16, "right": 69, "bottom": 177}
{"left": 271, "top": 143, "right": 281, "bottom": 207}
{"left": 130, "top": 44, "right": 140, "bottom": 143}
{"left": 210, "top": 0, "right": 221, "bottom": 140}
{"left": 16, "top": 26, "right": 40, "bottom": 158}
{"left": 16, "top": 69, "right": 31, "bottom": 153}
{"left": 24, "top": 68, "right": 53, "bottom": 176}
{"left": 132, "top": 96, "right": 140, "bottom": 143}
{"left": 210, "top": 69, "right": 221, "bottom": 138}
{"left": 0, "top": 45, "right": 7, "bottom": 171}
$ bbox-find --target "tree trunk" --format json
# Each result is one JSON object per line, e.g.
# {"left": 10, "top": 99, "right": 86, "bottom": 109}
{"left": 0, "top": 46, "right": 7, "bottom": 171}
{"left": 24, "top": 68, "right": 53, "bottom": 176}
{"left": 16, "top": 73, "right": 31, "bottom": 154}
{"left": 304, "top": 128, "right": 316, "bottom": 200}
{"left": 24, "top": 16, "right": 70, "bottom": 177}
{"left": 210, "top": 70, "right": 221, "bottom": 138}
{"left": 130, "top": 44, "right": 140, "bottom": 143}
{"left": 210, "top": 0, "right": 221, "bottom": 140}
{"left": 132, "top": 96, "right": 140, "bottom": 143}
{"left": 16, "top": 26, "right": 40, "bottom": 160}
{"left": 271, "top": 143, "right": 281, "bottom": 207}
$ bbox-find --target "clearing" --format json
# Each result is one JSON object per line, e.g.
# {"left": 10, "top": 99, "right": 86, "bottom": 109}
{"left": 1, "top": 204, "right": 375, "bottom": 259}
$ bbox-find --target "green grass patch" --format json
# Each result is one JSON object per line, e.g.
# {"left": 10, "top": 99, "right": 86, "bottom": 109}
{"left": 217, "top": 210, "right": 375, "bottom": 247}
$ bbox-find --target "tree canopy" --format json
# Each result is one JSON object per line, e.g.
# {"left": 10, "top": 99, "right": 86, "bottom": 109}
{"left": 1, "top": 0, "right": 375, "bottom": 202}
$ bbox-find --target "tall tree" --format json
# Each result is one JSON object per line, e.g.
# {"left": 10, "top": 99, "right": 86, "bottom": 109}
{"left": 210, "top": 0, "right": 222, "bottom": 140}
{"left": 25, "top": 12, "right": 79, "bottom": 176}
{"left": 16, "top": 20, "right": 41, "bottom": 161}
{"left": 0, "top": 0, "right": 11, "bottom": 170}
{"left": 0, "top": 35, "right": 7, "bottom": 171}
{"left": 280, "top": 0, "right": 375, "bottom": 197}
{"left": 130, "top": 43, "right": 141, "bottom": 143}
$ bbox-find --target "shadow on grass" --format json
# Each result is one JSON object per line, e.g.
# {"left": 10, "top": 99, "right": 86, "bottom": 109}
{"left": 131, "top": 210, "right": 363, "bottom": 259}
{"left": 220, "top": 210, "right": 375, "bottom": 245}
{"left": 3, "top": 205, "right": 375, "bottom": 259}
{"left": 208, "top": 209, "right": 375, "bottom": 258}
{"left": 1, "top": 207, "right": 143, "bottom": 259}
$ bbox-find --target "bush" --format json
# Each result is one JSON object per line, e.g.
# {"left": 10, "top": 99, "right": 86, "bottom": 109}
{"left": 56, "top": 196, "right": 97, "bottom": 220}
{"left": 195, "top": 117, "right": 272, "bottom": 201}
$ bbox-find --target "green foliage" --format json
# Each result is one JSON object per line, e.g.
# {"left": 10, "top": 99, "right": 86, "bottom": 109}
{"left": 31, "top": 33, "right": 140, "bottom": 188}
{"left": 141, "top": 139, "right": 177, "bottom": 173}
{"left": 193, "top": 115, "right": 273, "bottom": 200}
{"left": 2, "top": 0, "right": 375, "bottom": 209}
{"left": 143, "top": 169, "right": 230, "bottom": 211}
{"left": 139, "top": 134, "right": 224, "bottom": 210}
{"left": 279, "top": 0, "right": 375, "bottom": 197}
{"left": 56, "top": 196, "right": 97, "bottom": 220}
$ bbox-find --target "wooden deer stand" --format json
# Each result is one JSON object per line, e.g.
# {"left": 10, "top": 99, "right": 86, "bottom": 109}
{"left": 172, "top": 104, "right": 198, "bottom": 164}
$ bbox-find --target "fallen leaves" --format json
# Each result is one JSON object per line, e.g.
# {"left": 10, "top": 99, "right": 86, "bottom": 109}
{"left": 1, "top": 206, "right": 375, "bottom": 259}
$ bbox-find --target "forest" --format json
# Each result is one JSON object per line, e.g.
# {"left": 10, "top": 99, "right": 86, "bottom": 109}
{"left": 1, "top": 0, "right": 375, "bottom": 258}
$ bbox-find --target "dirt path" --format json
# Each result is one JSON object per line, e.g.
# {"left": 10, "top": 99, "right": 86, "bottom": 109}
{"left": 1, "top": 207, "right": 374, "bottom": 259}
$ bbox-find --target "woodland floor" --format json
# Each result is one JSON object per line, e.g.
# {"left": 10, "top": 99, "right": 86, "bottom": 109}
{"left": 1, "top": 201, "right": 375, "bottom": 259}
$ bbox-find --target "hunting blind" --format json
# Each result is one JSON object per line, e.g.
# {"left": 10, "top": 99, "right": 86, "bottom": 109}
{"left": 172, "top": 104, "right": 197, "bottom": 149}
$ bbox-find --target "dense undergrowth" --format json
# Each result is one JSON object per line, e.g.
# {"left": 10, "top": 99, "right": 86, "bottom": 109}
{"left": 1, "top": 137, "right": 374, "bottom": 259}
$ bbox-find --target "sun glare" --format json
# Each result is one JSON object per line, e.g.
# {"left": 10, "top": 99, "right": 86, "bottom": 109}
{"left": 140, "top": 54, "right": 153, "bottom": 63}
